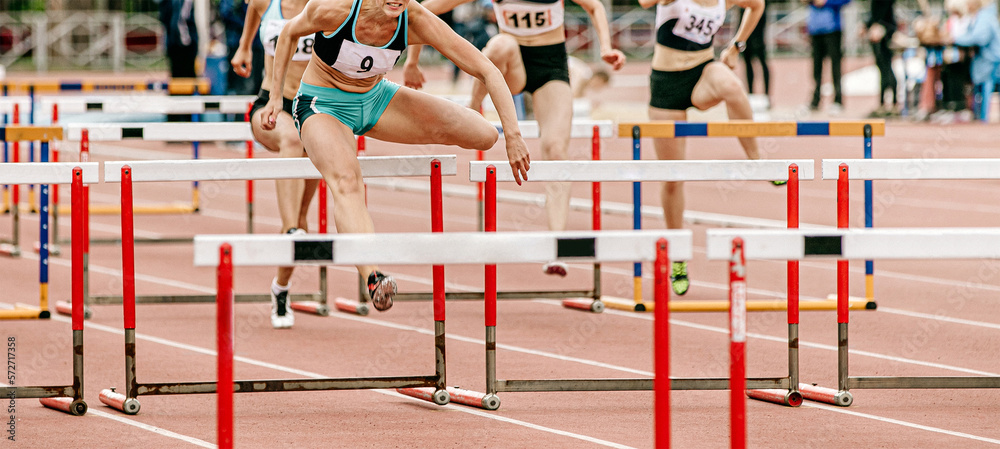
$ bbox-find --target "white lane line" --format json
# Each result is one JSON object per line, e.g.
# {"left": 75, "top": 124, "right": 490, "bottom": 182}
{"left": 52, "top": 317, "right": 635, "bottom": 449}
{"left": 87, "top": 409, "right": 217, "bottom": 448}
{"left": 801, "top": 403, "right": 1000, "bottom": 445}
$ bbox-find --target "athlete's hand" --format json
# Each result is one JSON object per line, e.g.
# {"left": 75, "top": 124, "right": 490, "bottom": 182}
{"left": 231, "top": 47, "right": 253, "bottom": 79}
{"left": 504, "top": 135, "right": 531, "bottom": 185}
{"left": 403, "top": 61, "right": 425, "bottom": 89}
{"left": 259, "top": 99, "right": 282, "bottom": 131}
{"left": 601, "top": 49, "right": 627, "bottom": 71}
{"left": 721, "top": 45, "right": 740, "bottom": 70}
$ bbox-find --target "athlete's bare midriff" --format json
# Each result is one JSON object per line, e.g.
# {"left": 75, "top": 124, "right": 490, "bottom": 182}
{"left": 508, "top": 26, "right": 565, "bottom": 47}
{"left": 263, "top": 58, "right": 309, "bottom": 98}
{"left": 651, "top": 46, "right": 714, "bottom": 72}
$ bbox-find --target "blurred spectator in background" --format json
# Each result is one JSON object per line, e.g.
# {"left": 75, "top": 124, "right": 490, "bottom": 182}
{"left": 159, "top": 0, "right": 199, "bottom": 78}
{"left": 220, "top": 0, "right": 264, "bottom": 96}
{"left": 159, "top": 0, "right": 198, "bottom": 121}
{"left": 934, "top": 0, "right": 974, "bottom": 122}
{"left": 742, "top": 3, "right": 770, "bottom": 108}
{"left": 950, "top": 0, "right": 1000, "bottom": 119}
{"left": 863, "top": 0, "right": 899, "bottom": 117}
{"left": 805, "top": 0, "right": 850, "bottom": 115}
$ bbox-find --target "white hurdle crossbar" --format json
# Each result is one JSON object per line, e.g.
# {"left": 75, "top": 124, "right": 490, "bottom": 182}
{"left": 104, "top": 155, "right": 456, "bottom": 182}
{"left": 472, "top": 159, "right": 816, "bottom": 182}
{"left": 490, "top": 119, "right": 615, "bottom": 139}
{"left": 706, "top": 227, "right": 1000, "bottom": 408}
{"left": 65, "top": 122, "right": 253, "bottom": 142}
{"left": 194, "top": 230, "right": 692, "bottom": 267}
{"left": 40, "top": 95, "right": 255, "bottom": 115}
{"left": 823, "top": 158, "right": 1000, "bottom": 180}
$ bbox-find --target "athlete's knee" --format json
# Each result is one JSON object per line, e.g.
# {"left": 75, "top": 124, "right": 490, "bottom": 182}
{"left": 326, "top": 168, "right": 364, "bottom": 197}
{"left": 484, "top": 34, "right": 519, "bottom": 62}
{"left": 663, "top": 181, "right": 683, "bottom": 195}
{"left": 278, "top": 130, "right": 304, "bottom": 157}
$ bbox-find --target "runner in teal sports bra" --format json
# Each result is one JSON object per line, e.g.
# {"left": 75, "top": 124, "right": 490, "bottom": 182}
{"left": 260, "top": 0, "right": 531, "bottom": 311}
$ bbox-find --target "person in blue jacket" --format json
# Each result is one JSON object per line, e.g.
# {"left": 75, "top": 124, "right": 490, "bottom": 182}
{"left": 951, "top": 0, "right": 1000, "bottom": 119}
{"left": 805, "top": 0, "right": 850, "bottom": 114}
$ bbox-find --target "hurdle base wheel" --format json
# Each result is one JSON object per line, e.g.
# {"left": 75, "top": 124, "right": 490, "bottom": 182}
{"left": 33, "top": 241, "right": 61, "bottom": 257}
{"left": 39, "top": 397, "right": 88, "bottom": 416}
{"left": 100, "top": 388, "right": 141, "bottom": 415}
{"left": 290, "top": 301, "right": 330, "bottom": 316}
{"left": 746, "top": 388, "right": 803, "bottom": 407}
{"left": 446, "top": 387, "right": 500, "bottom": 410}
{"left": 334, "top": 297, "right": 369, "bottom": 316}
{"left": 561, "top": 298, "right": 604, "bottom": 313}
{"left": 0, "top": 243, "right": 21, "bottom": 258}
{"left": 798, "top": 383, "right": 853, "bottom": 407}
{"left": 55, "top": 300, "right": 93, "bottom": 320}
{"left": 432, "top": 389, "right": 450, "bottom": 405}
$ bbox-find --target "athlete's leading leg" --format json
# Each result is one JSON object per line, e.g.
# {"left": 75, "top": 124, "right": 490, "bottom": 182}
{"left": 531, "top": 80, "right": 573, "bottom": 232}
{"left": 468, "top": 34, "right": 526, "bottom": 111}
{"left": 691, "top": 63, "right": 759, "bottom": 160}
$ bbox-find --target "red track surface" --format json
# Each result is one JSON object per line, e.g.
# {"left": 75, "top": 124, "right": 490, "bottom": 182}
{"left": 3, "top": 60, "right": 1000, "bottom": 448}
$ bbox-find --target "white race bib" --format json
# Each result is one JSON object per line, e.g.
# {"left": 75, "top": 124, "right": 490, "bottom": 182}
{"left": 494, "top": 2, "right": 563, "bottom": 37}
{"left": 263, "top": 19, "right": 315, "bottom": 61}
{"left": 331, "top": 40, "right": 401, "bottom": 79}
{"left": 670, "top": 4, "right": 723, "bottom": 45}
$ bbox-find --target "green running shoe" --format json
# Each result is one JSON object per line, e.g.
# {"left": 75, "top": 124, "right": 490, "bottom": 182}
{"left": 671, "top": 261, "right": 689, "bottom": 296}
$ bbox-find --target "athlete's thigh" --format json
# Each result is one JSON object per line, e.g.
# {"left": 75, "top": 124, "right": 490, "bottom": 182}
{"left": 530, "top": 81, "right": 573, "bottom": 154}
{"left": 367, "top": 88, "right": 497, "bottom": 148}
{"left": 648, "top": 107, "right": 687, "bottom": 160}
{"left": 483, "top": 34, "right": 527, "bottom": 94}
{"left": 690, "top": 62, "right": 742, "bottom": 109}
{"left": 297, "top": 113, "right": 361, "bottom": 179}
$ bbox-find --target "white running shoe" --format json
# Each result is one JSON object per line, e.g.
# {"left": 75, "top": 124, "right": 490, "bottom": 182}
{"left": 270, "top": 288, "right": 294, "bottom": 329}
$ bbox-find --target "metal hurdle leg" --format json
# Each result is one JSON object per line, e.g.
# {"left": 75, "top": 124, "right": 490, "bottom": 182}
{"left": 25, "top": 166, "right": 88, "bottom": 416}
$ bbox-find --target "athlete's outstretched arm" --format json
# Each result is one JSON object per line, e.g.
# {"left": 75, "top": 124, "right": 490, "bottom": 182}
{"left": 260, "top": 1, "right": 326, "bottom": 129}
{"left": 232, "top": 0, "right": 267, "bottom": 77}
{"left": 408, "top": 2, "right": 531, "bottom": 184}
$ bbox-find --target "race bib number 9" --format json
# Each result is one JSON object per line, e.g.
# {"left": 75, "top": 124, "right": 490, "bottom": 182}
{"left": 671, "top": 7, "right": 722, "bottom": 45}
{"left": 332, "top": 40, "right": 401, "bottom": 79}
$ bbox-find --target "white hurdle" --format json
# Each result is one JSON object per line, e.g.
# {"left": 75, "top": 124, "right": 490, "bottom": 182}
{"left": 471, "top": 158, "right": 816, "bottom": 312}
{"left": 822, "top": 158, "right": 1000, "bottom": 180}
{"left": 93, "top": 154, "right": 456, "bottom": 308}
{"left": 706, "top": 227, "right": 1000, "bottom": 409}
{"left": 191, "top": 230, "right": 686, "bottom": 443}
{"left": 489, "top": 119, "right": 615, "bottom": 139}
{"left": 39, "top": 95, "right": 256, "bottom": 115}
{"left": 65, "top": 122, "right": 253, "bottom": 142}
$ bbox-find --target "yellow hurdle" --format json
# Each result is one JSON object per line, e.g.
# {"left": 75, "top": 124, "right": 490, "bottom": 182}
{"left": 603, "top": 296, "right": 875, "bottom": 313}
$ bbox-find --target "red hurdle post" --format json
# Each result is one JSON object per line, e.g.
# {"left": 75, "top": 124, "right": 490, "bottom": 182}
{"left": 653, "top": 238, "right": 670, "bottom": 449}
{"left": 730, "top": 237, "right": 747, "bottom": 449}
{"left": 746, "top": 164, "right": 803, "bottom": 407}
{"left": 217, "top": 243, "right": 234, "bottom": 449}
{"left": 39, "top": 168, "right": 88, "bottom": 416}
{"left": 799, "top": 164, "right": 853, "bottom": 407}
{"left": 99, "top": 165, "right": 141, "bottom": 414}
{"left": 245, "top": 102, "right": 254, "bottom": 234}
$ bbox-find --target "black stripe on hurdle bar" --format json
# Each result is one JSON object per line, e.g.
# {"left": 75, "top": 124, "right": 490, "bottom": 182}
{"left": 205, "top": 102, "right": 221, "bottom": 110}
{"left": 557, "top": 237, "right": 596, "bottom": 259}
{"left": 121, "top": 127, "right": 144, "bottom": 139}
{"left": 86, "top": 102, "right": 103, "bottom": 111}
{"left": 294, "top": 240, "right": 333, "bottom": 262}
{"left": 804, "top": 235, "right": 843, "bottom": 256}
